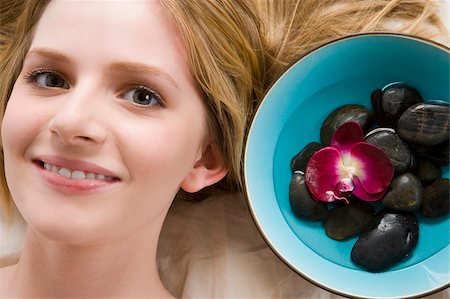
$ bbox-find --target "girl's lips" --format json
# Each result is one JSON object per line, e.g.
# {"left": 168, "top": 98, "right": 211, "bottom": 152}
{"left": 32, "top": 155, "right": 121, "bottom": 193}
{"left": 34, "top": 155, "right": 120, "bottom": 179}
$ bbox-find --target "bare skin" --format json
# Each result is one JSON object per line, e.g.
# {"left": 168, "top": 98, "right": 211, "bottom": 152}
{"left": 0, "top": 222, "right": 173, "bottom": 298}
{"left": 0, "top": 0, "right": 226, "bottom": 297}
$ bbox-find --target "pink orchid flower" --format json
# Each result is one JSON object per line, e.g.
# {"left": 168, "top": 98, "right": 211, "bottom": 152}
{"left": 305, "top": 121, "right": 394, "bottom": 203}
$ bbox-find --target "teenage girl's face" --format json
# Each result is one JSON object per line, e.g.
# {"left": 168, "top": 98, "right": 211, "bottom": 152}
{"left": 1, "top": 0, "right": 210, "bottom": 244}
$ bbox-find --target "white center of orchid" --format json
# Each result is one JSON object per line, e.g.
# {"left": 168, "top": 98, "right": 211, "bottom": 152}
{"left": 339, "top": 153, "right": 363, "bottom": 181}
{"left": 345, "top": 166, "right": 356, "bottom": 178}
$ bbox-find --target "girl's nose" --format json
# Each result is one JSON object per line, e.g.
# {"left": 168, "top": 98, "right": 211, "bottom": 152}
{"left": 47, "top": 91, "right": 107, "bottom": 147}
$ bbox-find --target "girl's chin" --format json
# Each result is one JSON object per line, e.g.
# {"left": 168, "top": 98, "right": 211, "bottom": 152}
{"left": 25, "top": 214, "right": 110, "bottom": 246}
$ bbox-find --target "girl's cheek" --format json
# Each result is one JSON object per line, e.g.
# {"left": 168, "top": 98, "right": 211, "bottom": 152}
{"left": 2, "top": 91, "right": 40, "bottom": 154}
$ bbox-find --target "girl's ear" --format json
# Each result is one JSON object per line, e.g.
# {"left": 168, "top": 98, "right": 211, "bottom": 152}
{"left": 180, "top": 143, "right": 228, "bottom": 193}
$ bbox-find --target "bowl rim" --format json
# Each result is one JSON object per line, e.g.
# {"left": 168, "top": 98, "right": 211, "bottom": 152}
{"left": 253, "top": 32, "right": 449, "bottom": 113}
{"left": 243, "top": 32, "right": 450, "bottom": 298}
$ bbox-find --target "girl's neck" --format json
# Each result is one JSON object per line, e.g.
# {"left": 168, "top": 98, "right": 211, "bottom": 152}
{"left": 4, "top": 225, "right": 173, "bottom": 298}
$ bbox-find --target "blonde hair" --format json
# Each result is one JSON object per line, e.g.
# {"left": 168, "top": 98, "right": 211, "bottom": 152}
{"left": 0, "top": 0, "right": 50, "bottom": 219}
{"left": 0, "top": 0, "right": 446, "bottom": 218}
{"left": 254, "top": 0, "right": 446, "bottom": 79}
{"left": 162, "top": 0, "right": 446, "bottom": 196}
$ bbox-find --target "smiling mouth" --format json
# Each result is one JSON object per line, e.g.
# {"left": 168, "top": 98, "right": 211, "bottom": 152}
{"left": 35, "top": 160, "right": 120, "bottom": 182}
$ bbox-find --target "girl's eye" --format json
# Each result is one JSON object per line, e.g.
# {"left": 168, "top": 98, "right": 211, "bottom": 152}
{"left": 25, "top": 70, "right": 70, "bottom": 89}
{"left": 121, "top": 86, "right": 164, "bottom": 108}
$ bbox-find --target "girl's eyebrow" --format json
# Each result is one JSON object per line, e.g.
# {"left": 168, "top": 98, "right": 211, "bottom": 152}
{"left": 107, "top": 61, "right": 179, "bottom": 90}
{"left": 27, "top": 47, "right": 72, "bottom": 64}
{"left": 26, "top": 48, "right": 179, "bottom": 90}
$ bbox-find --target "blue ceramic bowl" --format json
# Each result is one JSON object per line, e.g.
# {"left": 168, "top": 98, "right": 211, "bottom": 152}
{"left": 244, "top": 33, "right": 449, "bottom": 298}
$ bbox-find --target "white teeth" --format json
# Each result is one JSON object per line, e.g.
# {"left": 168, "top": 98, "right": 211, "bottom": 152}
{"left": 58, "top": 168, "right": 71, "bottom": 179}
{"left": 71, "top": 170, "right": 86, "bottom": 180}
{"left": 41, "top": 161, "right": 114, "bottom": 181}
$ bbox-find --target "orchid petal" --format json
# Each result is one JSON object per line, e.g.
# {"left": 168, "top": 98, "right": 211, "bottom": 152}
{"left": 330, "top": 121, "right": 364, "bottom": 155}
{"left": 305, "top": 147, "right": 344, "bottom": 202}
{"left": 350, "top": 142, "right": 394, "bottom": 194}
{"left": 352, "top": 176, "right": 387, "bottom": 201}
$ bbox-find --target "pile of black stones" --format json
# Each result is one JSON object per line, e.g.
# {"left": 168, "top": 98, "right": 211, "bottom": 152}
{"left": 289, "top": 83, "right": 449, "bottom": 272}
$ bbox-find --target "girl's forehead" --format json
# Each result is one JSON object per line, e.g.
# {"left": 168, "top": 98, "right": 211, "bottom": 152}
{"left": 34, "top": 0, "right": 182, "bottom": 49}
{"left": 28, "top": 0, "right": 202, "bottom": 97}
{"left": 31, "top": 0, "right": 190, "bottom": 77}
